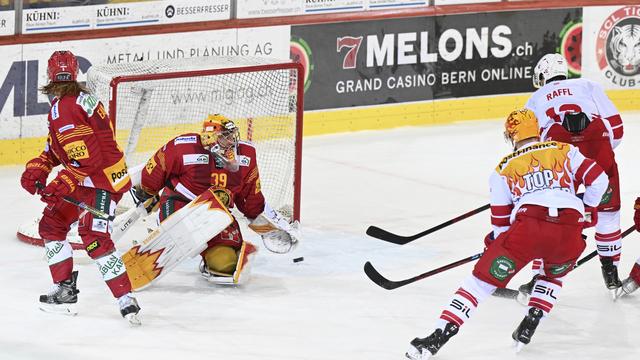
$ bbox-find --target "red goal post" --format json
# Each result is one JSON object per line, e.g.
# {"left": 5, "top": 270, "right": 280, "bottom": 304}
{"left": 90, "top": 57, "right": 304, "bottom": 222}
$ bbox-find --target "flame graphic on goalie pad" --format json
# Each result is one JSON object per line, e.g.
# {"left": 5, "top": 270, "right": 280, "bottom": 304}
{"left": 497, "top": 142, "right": 573, "bottom": 199}
{"left": 122, "top": 189, "right": 233, "bottom": 291}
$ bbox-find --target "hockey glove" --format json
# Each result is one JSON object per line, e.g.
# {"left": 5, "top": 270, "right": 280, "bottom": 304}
{"left": 634, "top": 198, "right": 640, "bottom": 232}
{"left": 21, "top": 157, "right": 52, "bottom": 195}
{"left": 41, "top": 170, "right": 77, "bottom": 207}
{"left": 131, "top": 185, "right": 152, "bottom": 205}
{"left": 583, "top": 206, "right": 598, "bottom": 228}
{"left": 248, "top": 203, "right": 300, "bottom": 254}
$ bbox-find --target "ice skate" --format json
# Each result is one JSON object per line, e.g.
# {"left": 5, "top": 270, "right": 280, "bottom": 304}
{"left": 512, "top": 307, "right": 544, "bottom": 352}
{"left": 39, "top": 270, "right": 79, "bottom": 316}
{"left": 615, "top": 277, "right": 639, "bottom": 300}
{"left": 406, "top": 323, "right": 459, "bottom": 359}
{"left": 118, "top": 293, "right": 141, "bottom": 326}
{"left": 518, "top": 274, "right": 540, "bottom": 295}
{"left": 601, "top": 258, "right": 622, "bottom": 299}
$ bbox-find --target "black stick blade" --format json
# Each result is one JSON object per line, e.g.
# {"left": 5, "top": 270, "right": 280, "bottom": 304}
{"left": 363, "top": 261, "right": 398, "bottom": 290}
{"left": 365, "top": 226, "right": 415, "bottom": 245}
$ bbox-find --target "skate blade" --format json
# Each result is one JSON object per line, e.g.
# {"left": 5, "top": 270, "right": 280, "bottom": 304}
{"left": 514, "top": 340, "right": 526, "bottom": 353}
{"left": 405, "top": 347, "right": 430, "bottom": 360}
{"left": 516, "top": 292, "right": 530, "bottom": 306}
{"left": 39, "top": 302, "right": 78, "bottom": 316}
{"left": 125, "top": 313, "right": 142, "bottom": 326}
{"left": 610, "top": 288, "right": 620, "bottom": 301}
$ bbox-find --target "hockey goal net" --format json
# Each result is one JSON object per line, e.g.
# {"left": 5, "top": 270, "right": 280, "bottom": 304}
{"left": 17, "top": 56, "right": 303, "bottom": 249}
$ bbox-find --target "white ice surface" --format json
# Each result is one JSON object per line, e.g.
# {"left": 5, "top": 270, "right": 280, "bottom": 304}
{"left": 1, "top": 114, "right": 640, "bottom": 360}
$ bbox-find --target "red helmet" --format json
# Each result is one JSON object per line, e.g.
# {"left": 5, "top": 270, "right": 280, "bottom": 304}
{"left": 47, "top": 51, "right": 79, "bottom": 82}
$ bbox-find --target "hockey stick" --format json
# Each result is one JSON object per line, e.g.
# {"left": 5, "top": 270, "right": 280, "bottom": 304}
{"left": 366, "top": 204, "right": 490, "bottom": 245}
{"left": 364, "top": 252, "right": 483, "bottom": 290}
{"left": 112, "top": 194, "right": 159, "bottom": 245}
{"left": 35, "top": 182, "right": 115, "bottom": 221}
{"left": 493, "top": 226, "right": 636, "bottom": 300}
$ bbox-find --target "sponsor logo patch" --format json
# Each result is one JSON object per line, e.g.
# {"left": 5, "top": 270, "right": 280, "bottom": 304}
{"left": 599, "top": 185, "right": 613, "bottom": 205}
{"left": 213, "top": 188, "right": 232, "bottom": 208}
{"left": 58, "top": 124, "right": 75, "bottom": 133}
{"left": 86, "top": 240, "right": 100, "bottom": 253}
{"left": 238, "top": 155, "right": 251, "bottom": 167}
{"left": 51, "top": 102, "right": 59, "bottom": 120}
{"left": 76, "top": 92, "right": 99, "bottom": 116}
{"left": 549, "top": 262, "right": 572, "bottom": 275}
{"left": 145, "top": 156, "right": 157, "bottom": 174}
{"left": 96, "top": 103, "right": 108, "bottom": 119}
{"left": 92, "top": 219, "right": 108, "bottom": 233}
{"left": 489, "top": 256, "right": 516, "bottom": 281}
{"left": 174, "top": 136, "right": 197, "bottom": 145}
{"left": 63, "top": 140, "right": 89, "bottom": 160}
{"left": 102, "top": 157, "right": 129, "bottom": 192}
{"left": 183, "top": 153, "right": 209, "bottom": 165}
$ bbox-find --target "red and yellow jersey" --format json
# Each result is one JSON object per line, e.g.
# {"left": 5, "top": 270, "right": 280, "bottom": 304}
{"left": 38, "top": 92, "right": 131, "bottom": 194}
{"left": 141, "top": 133, "right": 266, "bottom": 219}
{"left": 490, "top": 141, "right": 608, "bottom": 235}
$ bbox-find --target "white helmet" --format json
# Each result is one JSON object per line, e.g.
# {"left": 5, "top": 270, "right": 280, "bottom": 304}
{"left": 533, "top": 53, "right": 568, "bottom": 88}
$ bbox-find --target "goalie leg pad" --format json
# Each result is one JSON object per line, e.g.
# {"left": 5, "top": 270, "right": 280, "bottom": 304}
{"left": 122, "top": 188, "right": 233, "bottom": 291}
{"left": 201, "top": 241, "right": 257, "bottom": 285}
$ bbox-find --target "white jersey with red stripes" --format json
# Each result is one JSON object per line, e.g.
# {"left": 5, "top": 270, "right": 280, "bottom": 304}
{"left": 489, "top": 140, "right": 608, "bottom": 236}
{"left": 525, "top": 78, "right": 623, "bottom": 148}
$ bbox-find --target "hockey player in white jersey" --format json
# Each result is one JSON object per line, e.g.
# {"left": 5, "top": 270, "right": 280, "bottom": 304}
{"left": 523, "top": 53, "right": 625, "bottom": 295}
{"left": 405, "top": 109, "right": 608, "bottom": 359}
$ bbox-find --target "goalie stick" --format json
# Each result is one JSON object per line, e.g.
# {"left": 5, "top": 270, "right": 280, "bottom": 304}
{"left": 366, "top": 204, "right": 490, "bottom": 245}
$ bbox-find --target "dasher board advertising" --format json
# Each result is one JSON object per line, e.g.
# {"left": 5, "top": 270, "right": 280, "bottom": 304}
{"left": 291, "top": 8, "right": 582, "bottom": 110}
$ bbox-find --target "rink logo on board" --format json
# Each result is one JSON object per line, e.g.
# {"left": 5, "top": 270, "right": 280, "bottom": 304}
{"left": 596, "top": 6, "right": 640, "bottom": 87}
{"left": 336, "top": 26, "right": 513, "bottom": 69}
{"left": 165, "top": 5, "right": 175, "bottom": 18}
{"left": 25, "top": 10, "right": 60, "bottom": 22}
{"left": 489, "top": 256, "right": 515, "bottom": 281}
{"left": 165, "top": 4, "right": 229, "bottom": 18}
{"left": 97, "top": 7, "right": 130, "bottom": 18}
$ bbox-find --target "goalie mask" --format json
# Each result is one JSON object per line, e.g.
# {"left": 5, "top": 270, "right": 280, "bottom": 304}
{"left": 533, "top": 53, "right": 568, "bottom": 88}
{"left": 562, "top": 111, "right": 590, "bottom": 134}
{"left": 504, "top": 109, "right": 539, "bottom": 147}
{"left": 201, "top": 114, "right": 240, "bottom": 170}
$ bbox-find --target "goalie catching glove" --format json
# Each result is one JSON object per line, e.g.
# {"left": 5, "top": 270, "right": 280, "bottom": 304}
{"left": 248, "top": 203, "right": 300, "bottom": 254}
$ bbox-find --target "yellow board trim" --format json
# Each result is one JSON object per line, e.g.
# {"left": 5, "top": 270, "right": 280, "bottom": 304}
{"left": 2, "top": 90, "right": 639, "bottom": 166}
